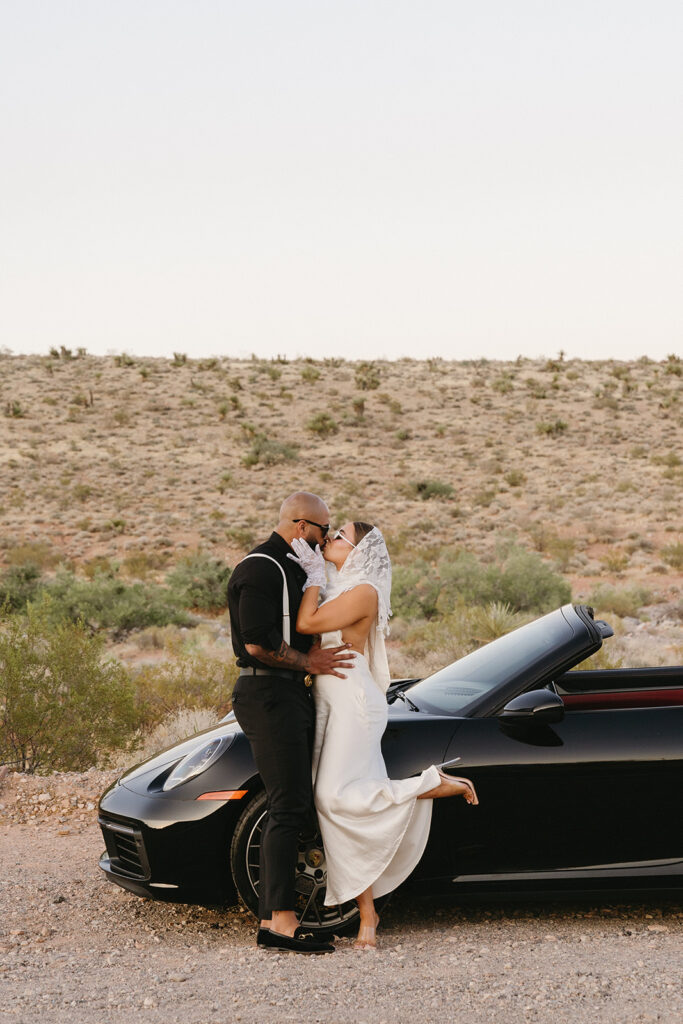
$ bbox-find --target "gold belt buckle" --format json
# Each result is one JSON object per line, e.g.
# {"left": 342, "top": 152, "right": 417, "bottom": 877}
{"left": 304, "top": 674, "right": 313, "bottom": 688}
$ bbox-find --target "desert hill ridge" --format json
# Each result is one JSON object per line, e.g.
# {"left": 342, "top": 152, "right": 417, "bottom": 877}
{"left": 0, "top": 351, "right": 680, "bottom": 635}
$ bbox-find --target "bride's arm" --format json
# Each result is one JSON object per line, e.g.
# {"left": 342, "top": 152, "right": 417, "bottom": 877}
{"left": 296, "top": 584, "right": 377, "bottom": 634}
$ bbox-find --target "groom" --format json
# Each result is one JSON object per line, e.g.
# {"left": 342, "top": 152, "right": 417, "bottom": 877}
{"left": 227, "top": 491, "right": 355, "bottom": 954}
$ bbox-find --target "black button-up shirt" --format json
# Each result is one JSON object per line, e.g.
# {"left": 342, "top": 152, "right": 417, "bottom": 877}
{"left": 227, "top": 532, "right": 314, "bottom": 669}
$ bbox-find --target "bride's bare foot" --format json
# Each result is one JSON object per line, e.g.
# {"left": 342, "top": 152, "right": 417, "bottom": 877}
{"left": 420, "top": 772, "right": 479, "bottom": 804}
{"left": 353, "top": 912, "right": 380, "bottom": 950}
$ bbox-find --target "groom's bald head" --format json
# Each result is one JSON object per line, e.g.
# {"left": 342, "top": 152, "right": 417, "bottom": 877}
{"left": 277, "top": 492, "right": 330, "bottom": 547}
{"left": 279, "top": 491, "right": 328, "bottom": 523}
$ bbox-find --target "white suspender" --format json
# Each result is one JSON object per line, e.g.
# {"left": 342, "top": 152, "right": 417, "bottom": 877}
{"left": 240, "top": 553, "right": 291, "bottom": 645}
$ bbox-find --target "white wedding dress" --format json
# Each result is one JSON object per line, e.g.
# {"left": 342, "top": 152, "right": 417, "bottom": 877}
{"left": 312, "top": 631, "right": 440, "bottom": 905}
{"left": 310, "top": 529, "right": 440, "bottom": 907}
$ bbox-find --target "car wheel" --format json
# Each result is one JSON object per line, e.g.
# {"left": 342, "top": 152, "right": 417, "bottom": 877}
{"left": 230, "top": 790, "right": 369, "bottom": 937}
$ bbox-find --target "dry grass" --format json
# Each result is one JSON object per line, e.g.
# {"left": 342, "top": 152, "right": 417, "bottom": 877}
{"left": 0, "top": 351, "right": 680, "bottom": 671}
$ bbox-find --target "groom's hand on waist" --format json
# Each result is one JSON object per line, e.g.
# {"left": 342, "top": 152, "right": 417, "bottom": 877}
{"left": 307, "top": 640, "right": 356, "bottom": 679}
{"left": 244, "top": 638, "right": 355, "bottom": 678}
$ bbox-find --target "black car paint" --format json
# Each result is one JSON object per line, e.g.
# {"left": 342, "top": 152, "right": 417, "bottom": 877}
{"left": 99, "top": 604, "right": 683, "bottom": 910}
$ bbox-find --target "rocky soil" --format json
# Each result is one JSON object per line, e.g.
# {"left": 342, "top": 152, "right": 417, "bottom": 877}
{"left": 1, "top": 770, "right": 682, "bottom": 1024}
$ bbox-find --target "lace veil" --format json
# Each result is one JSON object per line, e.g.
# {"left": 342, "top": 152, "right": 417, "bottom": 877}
{"left": 322, "top": 526, "right": 393, "bottom": 692}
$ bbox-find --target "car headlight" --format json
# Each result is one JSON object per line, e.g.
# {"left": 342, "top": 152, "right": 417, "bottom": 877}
{"left": 162, "top": 733, "right": 236, "bottom": 792}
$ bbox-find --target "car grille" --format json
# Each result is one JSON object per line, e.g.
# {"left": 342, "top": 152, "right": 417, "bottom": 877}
{"left": 99, "top": 815, "right": 151, "bottom": 880}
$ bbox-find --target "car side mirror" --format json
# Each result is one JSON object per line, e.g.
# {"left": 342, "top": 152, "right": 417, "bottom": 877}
{"left": 500, "top": 688, "right": 565, "bottom": 724}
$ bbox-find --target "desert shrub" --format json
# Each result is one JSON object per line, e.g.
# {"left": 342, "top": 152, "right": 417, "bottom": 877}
{"left": 121, "top": 549, "right": 169, "bottom": 580}
{"left": 536, "top": 419, "right": 568, "bottom": 436}
{"left": 217, "top": 471, "right": 233, "bottom": 493}
{"left": 437, "top": 546, "right": 570, "bottom": 615}
{"left": 491, "top": 373, "right": 514, "bottom": 394}
{"left": 355, "top": 361, "right": 381, "bottom": 390}
{"left": 301, "top": 366, "right": 321, "bottom": 383}
{"left": 437, "top": 550, "right": 499, "bottom": 608}
{"left": 172, "top": 352, "right": 187, "bottom": 365}
{"left": 395, "top": 601, "right": 526, "bottom": 678}
{"left": 6, "top": 541, "right": 60, "bottom": 569}
{"left": 574, "top": 646, "right": 625, "bottom": 671}
{"left": 601, "top": 549, "right": 629, "bottom": 574}
{"left": 225, "top": 526, "right": 256, "bottom": 549}
{"left": 242, "top": 434, "right": 299, "bottom": 466}
{"left": 133, "top": 645, "right": 238, "bottom": 731}
{"left": 587, "top": 583, "right": 652, "bottom": 618}
{"left": 43, "top": 570, "right": 191, "bottom": 636}
{"left": 528, "top": 523, "right": 576, "bottom": 570}
{"left": 497, "top": 548, "right": 571, "bottom": 612}
{"left": 166, "top": 553, "right": 231, "bottom": 611}
{"left": 504, "top": 469, "right": 526, "bottom": 487}
{"left": 392, "top": 560, "right": 442, "bottom": 619}
{"left": 410, "top": 479, "right": 454, "bottom": 501}
{"left": 661, "top": 541, "right": 683, "bottom": 570}
{"left": 0, "top": 564, "right": 43, "bottom": 611}
{"left": 378, "top": 393, "right": 402, "bottom": 414}
{"left": 467, "top": 602, "right": 524, "bottom": 643}
{"left": 306, "top": 412, "right": 338, "bottom": 437}
{"left": 398, "top": 611, "right": 471, "bottom": 671}
{"left": 114, "top": 352, "right": 135, "bottom": 367}
{"left": 664, "top": 354, "right": 682, "bottom": 376}
{"left": 0, "top": 598, "right": 137, "bottom": 772}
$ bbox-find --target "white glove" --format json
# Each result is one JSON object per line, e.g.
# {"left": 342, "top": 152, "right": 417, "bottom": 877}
{"left": 287, "top": 537, "right": 327, "bottom": 591}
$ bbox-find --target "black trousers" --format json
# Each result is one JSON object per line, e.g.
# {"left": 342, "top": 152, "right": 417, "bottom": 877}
{"left": 231, "top": 674, "right": 315, "bottom": 919}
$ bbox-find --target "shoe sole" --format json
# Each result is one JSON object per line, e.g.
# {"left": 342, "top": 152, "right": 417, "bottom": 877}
{"left": 263, "top": 945, "right": 333, "bottom": 955}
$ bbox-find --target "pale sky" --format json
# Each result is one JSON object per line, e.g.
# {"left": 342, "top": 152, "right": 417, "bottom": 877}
{"left": 1, "top": 1, "right": 681, "bottom": 362}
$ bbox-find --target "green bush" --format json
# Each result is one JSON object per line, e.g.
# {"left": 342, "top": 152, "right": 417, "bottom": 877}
{"left": 133, "top": 644, "right": 238, "bottom": 731}
{"left": 243, "top": 434, "right": 299, "bottom": 466}
{"left": 496, "top": 548, "right": 571, "bottom": 612}
{"left": 306, "top": 412, "right": 338, "bottom": 437}
{"left": 0, "top": 563, "right": 43, "bottom": 611}
{"left": 0, "top": 598, "right": 137, "bottom": 772}
{"left": 43, "top": 570, "right": 191, "bottom": 636}
{"left": 661, "top": 541, "right": 683, "bottom": 570}
{"left": 166, "top": 553, "right": 232, "bottom": 611}
{"left": 587, "top": 583, "right": 652, "bottom": 618}
{"left": 6, "top": 542, "right": 60, "bottom": 569}
{"left": 392, "top": 560, "right": 442, "bottom": 619}
{"left": 437, "top": 550, "right": 499, "bottom": 608}
{"left": 436, "top": 545, "right": 570, "bottom": 615}
{"left": 410, "top": 479, "right": 454, "bottom": 501}
{"left": 536, "top": 419, "right": 568, "bottom": 437}
{"left": 355, "top": 361, "right": 381, "bottom": 390}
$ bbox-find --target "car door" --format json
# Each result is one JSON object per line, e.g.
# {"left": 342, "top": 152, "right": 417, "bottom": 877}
{"left": 439, "top": 704, "right": 683, "bottom": 879}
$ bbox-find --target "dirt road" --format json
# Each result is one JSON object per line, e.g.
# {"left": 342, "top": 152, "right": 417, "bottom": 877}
{"left": 1, "top": 813, "right": 682, "bottom": 1024}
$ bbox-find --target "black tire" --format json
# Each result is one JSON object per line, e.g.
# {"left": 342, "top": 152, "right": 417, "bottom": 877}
{"left": 230, "top": 790, "right": 381, "bottom": 937}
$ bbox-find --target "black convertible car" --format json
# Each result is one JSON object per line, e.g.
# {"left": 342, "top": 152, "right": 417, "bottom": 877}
{"left": 99, "top": 604, "right": 683, "bottom": 934}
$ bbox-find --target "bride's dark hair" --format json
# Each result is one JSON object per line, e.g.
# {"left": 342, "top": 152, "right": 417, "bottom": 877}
{"left": 353, "top": 521, "right": 374, "bottom": 543}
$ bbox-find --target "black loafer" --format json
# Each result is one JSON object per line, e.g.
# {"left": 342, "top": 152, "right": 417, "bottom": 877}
{"left": 260, "top": 928, "right": 334, "bottom": 954}
{"left": 256, "top": 928, "right": 270, "bottom": 946}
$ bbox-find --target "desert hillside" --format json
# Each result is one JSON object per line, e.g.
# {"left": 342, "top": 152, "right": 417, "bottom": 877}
{"left": 0, "top": 350, "right": 680, "bottom": 671}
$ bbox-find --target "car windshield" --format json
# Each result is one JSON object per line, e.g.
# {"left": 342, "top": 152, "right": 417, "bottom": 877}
{"left": 407, "top": 609, "right": 576, "bottom": 715}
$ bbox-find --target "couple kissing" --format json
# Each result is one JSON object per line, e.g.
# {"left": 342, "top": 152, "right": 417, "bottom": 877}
{"left": 227, "top": 491, "right": 478, "bottom": 954}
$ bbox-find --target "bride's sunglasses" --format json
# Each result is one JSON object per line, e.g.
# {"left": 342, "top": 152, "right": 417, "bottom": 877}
{"left": 332, "top": 528, "right": 356, "bottom": 548}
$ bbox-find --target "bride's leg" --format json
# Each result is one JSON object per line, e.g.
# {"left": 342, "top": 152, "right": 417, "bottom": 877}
{"left": 354, "top": 886, "right": 379, "bottom": 949}
{"left": 418, "top": 772, "right": 479, "bottom": 804}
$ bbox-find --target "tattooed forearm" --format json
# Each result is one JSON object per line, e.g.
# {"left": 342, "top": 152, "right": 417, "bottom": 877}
{"left": 244, "top": 642, "right": 309, "bottom": 671}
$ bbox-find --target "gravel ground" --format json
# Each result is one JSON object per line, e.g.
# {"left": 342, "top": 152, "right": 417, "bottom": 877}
{"left": 1, "top": 772, "right": 682, "bottom": 1024}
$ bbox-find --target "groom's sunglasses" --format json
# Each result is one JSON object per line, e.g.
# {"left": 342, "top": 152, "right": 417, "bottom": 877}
{"left": 292, "top": 518, "right": 330, "bottom": 537}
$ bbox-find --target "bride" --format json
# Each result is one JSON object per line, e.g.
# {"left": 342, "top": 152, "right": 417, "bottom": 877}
{"left": 289, "top": 522, "right": 478, "bottom": 949}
